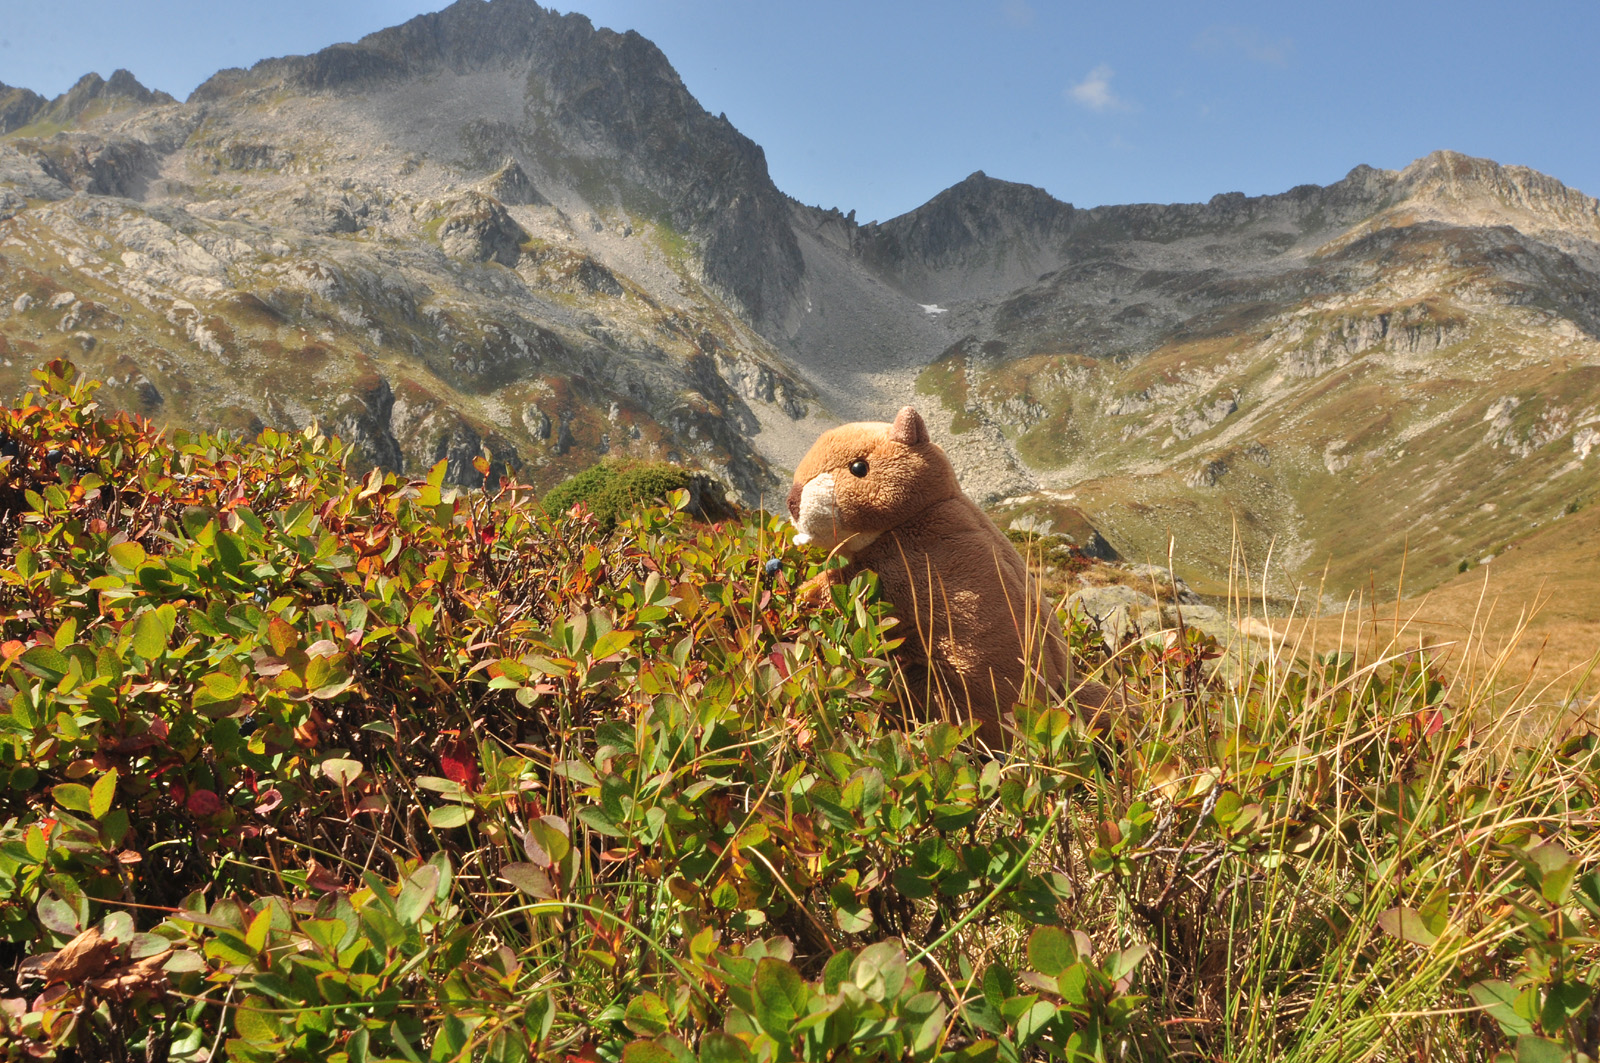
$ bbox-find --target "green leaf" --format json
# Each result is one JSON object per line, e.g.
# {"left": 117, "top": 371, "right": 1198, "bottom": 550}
{"left": 131, "top": 608, "right": 171, "bottom": 659}
{"left": 623, "top": 992, "right": 671, "bottom": 1036}
{"left": 1376, "top": 906, "right": 1438, "bottom": 946}
{"left": 696, "top": 1032, "right": 754, "bottom": 1063}
{"left": 233, "top": 998, "right": 282, "bottom": 1045}
{"left": 1056, "top": 963, "right": 1091, "bottom": 1007}
{"left": 108, "top": 541, "right": 146, "bottom": 570}
{"left": 1470, "top": 980, "right": 1535, "bottom": 1037}
{"left": 751, "top": 957, "right": 808, "bottom": 1038}
{"left": 390, "top": 1021, "right": 424, "bottom": 1063}
{"left": 525, "top": 817, "right": 571, "bottom": 865}
{"left": 18, "top": 646, "right": 71, "bottom": 683}
{"left": 840, "top": 766, "right": 885, "bottom": 814}
{"left": 37, "top": 895, "right": 81, "bottom": 935}
{"left": 590, "top": 629, "right": 637, "bottom": 660}
{"left": 164, "top": 950, "right": 205, "bottom": 973}
{"left": 427, "top": 805, "right": 473, "bottom": 829}
{"left": 24, "top": 825, "right": 48, "bottom": 862}
{"left": 245, "top": 907, "right": 272, "bottom": 953}
{"left": 620, "top": 1042, "right": 679, "bottom": 1063}
{"left": 1540, "top": 982, "right": 1590, "bottom": 1035}
{"left": 1105, "top": 943, "right": 1150, "bottom": 984}
{"left": 576, "top": 805, "right": 625, "bottom": 838}
{"left": 947, "top": 1040, "right": 999, "bottom": 1063}
{"left": 89, "top": 769, "right": 118, "bottom": 820}
{"left": 298, "top": 918, "right": 348, "bottom": 954}
{"left": 1515, "top": 1035, "right": 1573, "bottom": 1063}
{"left": 1529, "top": 841, "right": 1578, "bottom": 904}
{"left": 1026, "top": 926, "right": 1079, "bottom": 976}
{"left": 1015, "top": 999, "right": 1058, "bottom": 1046}
{"left": 395, "top": 864, "right": 441, "bottom": 924}
{"left": 500, "top": 863, "right": 553, "bottom": 899}
{"left": 851, "top": 941, "right": 908, "bottom": 1002}
{"left": 53, "top": 782, "right": 93, "bottom": 814}
{"left": 830, "top": 883, "right": 874, "bottom": 934}
{"left": 321, "top": 758, "right": 364, "bottom": 788}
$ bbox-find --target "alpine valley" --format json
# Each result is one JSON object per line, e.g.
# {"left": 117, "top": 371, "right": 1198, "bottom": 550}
{"left": 3, "top": 0, "right": 1599, "bottom": 620}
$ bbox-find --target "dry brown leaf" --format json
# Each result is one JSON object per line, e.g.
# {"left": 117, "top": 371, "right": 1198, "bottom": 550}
{"left": 37, "top": 927, "right": 116, "bottom": 985}
{"left": 86, "top": 951, "right": 171, "bottom": 1001}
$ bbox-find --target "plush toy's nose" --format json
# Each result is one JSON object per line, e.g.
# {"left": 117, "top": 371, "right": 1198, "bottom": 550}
{"left": 786, "top": 480, "right": 803, "bottom": 520}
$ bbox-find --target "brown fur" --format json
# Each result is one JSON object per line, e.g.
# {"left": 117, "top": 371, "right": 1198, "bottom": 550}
{"left": 788, "top": 406, "right": 1106, "bottom": 746}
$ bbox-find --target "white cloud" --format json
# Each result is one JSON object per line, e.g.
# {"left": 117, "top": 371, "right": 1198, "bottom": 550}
{"left": 1067, "top": 65, "right": 1127, "bottom": 112}
{"left": 1193, "top": 26, "right": 1293, "bottom": 67}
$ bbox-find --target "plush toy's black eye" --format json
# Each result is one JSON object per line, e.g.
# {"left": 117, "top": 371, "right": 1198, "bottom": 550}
{"left": 848, "top": 459, "right": 869, "bottom": 478}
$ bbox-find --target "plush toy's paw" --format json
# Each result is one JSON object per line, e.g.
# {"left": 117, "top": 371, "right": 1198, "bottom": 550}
{"left": 796, "top": 572, "right": 839, "bottom": 607}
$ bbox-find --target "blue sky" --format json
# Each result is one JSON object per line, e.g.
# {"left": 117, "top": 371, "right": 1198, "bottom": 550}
{"left": 3, "top": 0, "right": 1597, "bottom": 222}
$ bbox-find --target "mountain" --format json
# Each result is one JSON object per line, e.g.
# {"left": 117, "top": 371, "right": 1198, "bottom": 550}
{"left": 1, "top": 0, "right": 1597, "bottom": 607}
{"left": 0, "top": 0, "right": 810, "bottom": 500}
{"left": 813, "top": 155, "right": 1600, "bottom": 601}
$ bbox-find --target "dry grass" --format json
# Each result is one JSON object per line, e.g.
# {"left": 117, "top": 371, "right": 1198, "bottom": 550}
{"left": 1265, "top": 502, "right": 1600, "bottom": 708}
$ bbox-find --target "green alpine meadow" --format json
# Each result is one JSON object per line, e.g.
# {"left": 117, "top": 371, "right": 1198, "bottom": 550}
{"left": 0, "top": 360, "right": 1595, "bottom": 1061}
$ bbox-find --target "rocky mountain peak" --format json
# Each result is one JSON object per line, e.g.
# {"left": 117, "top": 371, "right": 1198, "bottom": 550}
{"left": 0, "top": 82, "right": 48, "bottom": 134}
{"left": 879, "top": 171, "right": 1077, "bottom": 248}
{"left": 845, "top": 172, "right": 1080, "bottom": 300}
{"left": 183, "top": 0, "right": 801, "bottom": 330}
{"left": 43, "top": 70, "right": 174, "bottom": 125}
{"left": 1387, "top": 149, "right": 1600, "bottom": 232}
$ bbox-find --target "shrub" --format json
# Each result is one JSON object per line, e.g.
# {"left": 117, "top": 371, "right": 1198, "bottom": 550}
{"left": 542, "top": 457, "right": 733, "bottom": 532}
{"left": 0, "top": 361, "right": 1595, "bottom": 1062}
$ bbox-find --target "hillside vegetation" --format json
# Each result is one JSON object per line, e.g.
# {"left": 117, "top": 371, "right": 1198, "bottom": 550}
{"left": 0, "top": 362, "right": 1598, "bottom": 1062}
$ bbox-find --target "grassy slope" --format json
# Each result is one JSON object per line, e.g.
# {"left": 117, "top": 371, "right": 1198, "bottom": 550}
{"left": 1270, "top": 502, "right": 1600, "bottom": 702}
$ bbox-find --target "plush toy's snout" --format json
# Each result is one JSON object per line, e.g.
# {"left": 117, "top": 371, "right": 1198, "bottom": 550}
{"left": 788, "top": 473, "right": 849, "bottom": 548}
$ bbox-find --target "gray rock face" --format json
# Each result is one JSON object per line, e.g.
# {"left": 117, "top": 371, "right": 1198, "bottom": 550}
{"left": 11, "top": 135, "right": 159, "bottom": 198}
{"left": 432, "top": 193, "right": 527, "bottom": 266}
{"left": 1066, "top": 584, "right": 1158, "bottom": 647}
{"left": 190, "top": 0, "right": 803, "bottom": 332}
{"left": 481, "top": 159, "right": 546, "bottom": 206}
{"left": 0, "top": 82, "right": 47, "bottom": 134}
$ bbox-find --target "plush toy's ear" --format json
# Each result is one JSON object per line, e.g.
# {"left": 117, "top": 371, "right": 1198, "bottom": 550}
{"left": 889, "top": 406, "right": 929, "bottom": 446}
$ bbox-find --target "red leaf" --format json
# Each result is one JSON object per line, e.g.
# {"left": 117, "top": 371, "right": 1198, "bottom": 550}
{"left": 768, "top": 651, "right": 790, "bottom": 679}
{"left": 185, "top": 790, "right": 222, "bottom": 817}
{"left": 254, "top": 788, "right": 283, "bottom": 814}
{"left": 439, "top": 738, "right": 481, "bottom": 792}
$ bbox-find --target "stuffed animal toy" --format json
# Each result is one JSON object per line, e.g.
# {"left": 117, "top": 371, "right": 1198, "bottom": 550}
{"left": 787, "top": 405, "right": 1107, "bottom": 746}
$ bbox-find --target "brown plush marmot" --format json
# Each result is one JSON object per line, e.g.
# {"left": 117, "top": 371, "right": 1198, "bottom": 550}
{"left": 787, "top": 406, "right": 1107, "bottom": 746}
